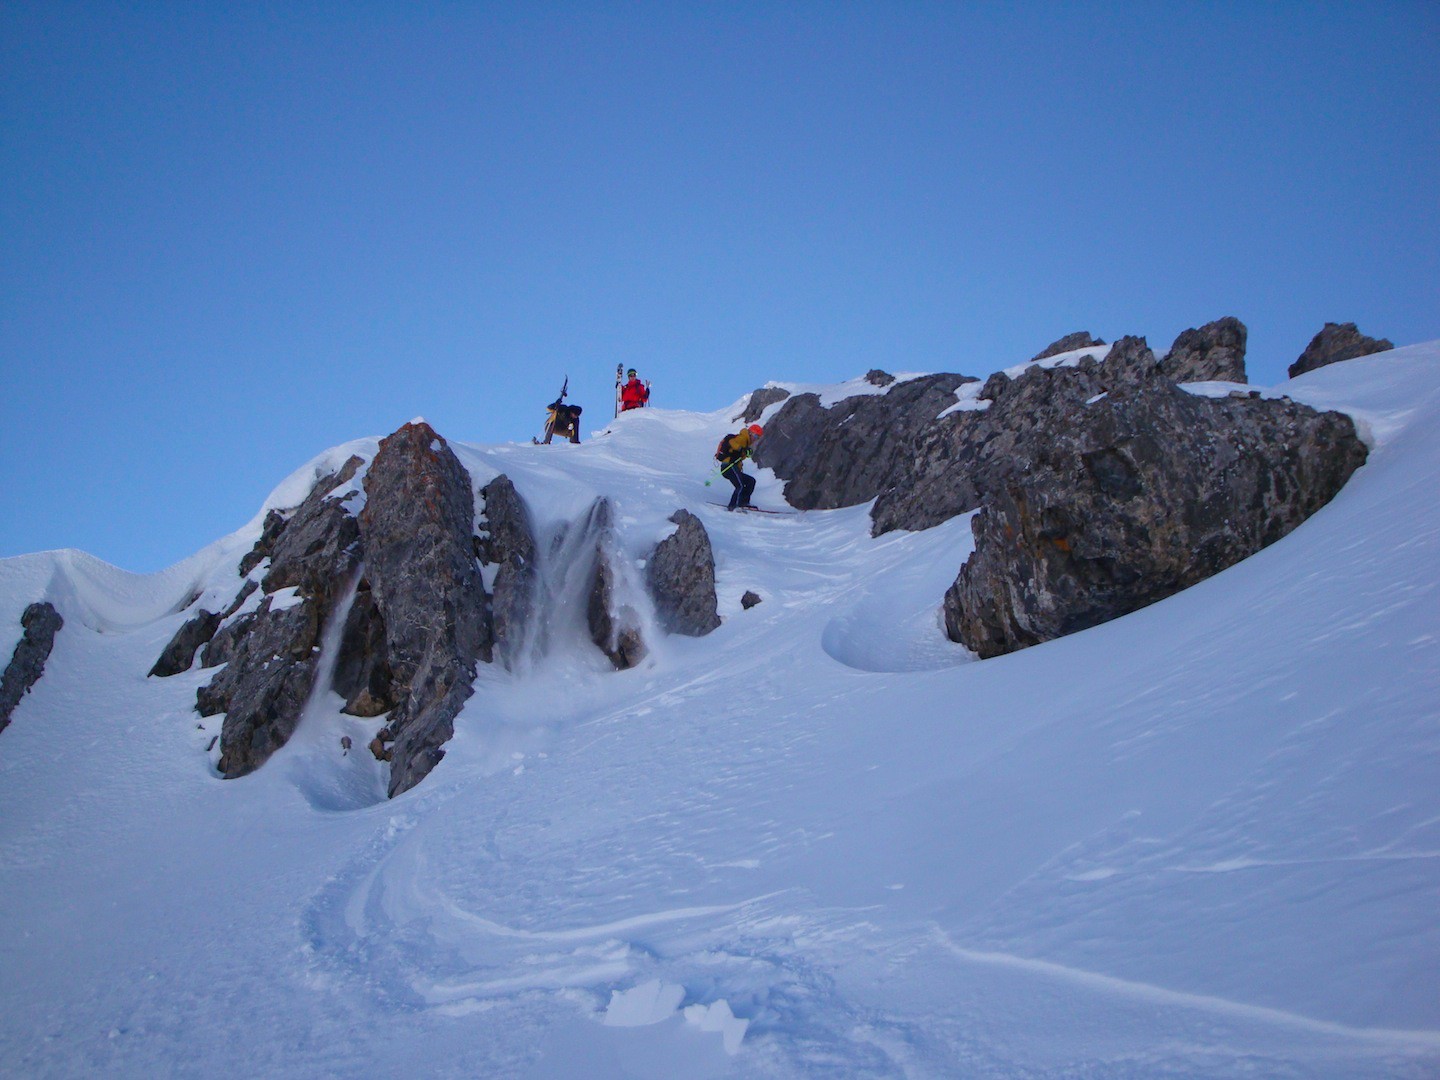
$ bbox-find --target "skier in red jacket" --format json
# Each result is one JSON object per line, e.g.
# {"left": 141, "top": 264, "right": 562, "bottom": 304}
{"left": 620, "top": 369, "right": 650, "bottom": 412}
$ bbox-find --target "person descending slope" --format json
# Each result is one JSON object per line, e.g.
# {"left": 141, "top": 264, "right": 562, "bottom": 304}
{"left": 715, "top": 424, "right": 763, "bottom": 510}
{"left": 620, "top": 369, "right": 650, "bottom": 412}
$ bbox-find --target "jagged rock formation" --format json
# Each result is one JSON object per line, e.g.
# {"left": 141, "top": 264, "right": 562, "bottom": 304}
{"left": 584, "top": 499, "right": 647, "bottom": 669}
{"left": 864, "top": 369, "right": 896, "bottom": 387}
{"left": 1161, "top": 316, "right": 1248, "bottom": 383}
{"left": 942, "top": 373, "right": 1368, "bottom": 657}
{"left": 149, "top": 608, "right": 222, "bottom": 677}
{"left": 737, "top": 386, "right": 791, "bottom": 424}
{"left": 478, "top": 475, "right": 540, "bottom": 669}
{"left": 166, "top": 424, "right": 503, "bottom": 797}
{"left": 647, "top": 510, "right": 721, "bottom": 636}
{"left": 0, "top": 602, "right": 63, "bottom": 735}
{"left": 355, "top": 424, "right": 491, "bottom": 797}
{"left": 753, "top": 373, "right": 974, "bottom": 512}
{"left": 198, "top": 455, "right": 366, "bottom": 779}
{"left": 1289, "top": 322, "right": 1394, "bottom": 378}
{"left": 1031, "top": 331, "right": 1105, "bottom": 362}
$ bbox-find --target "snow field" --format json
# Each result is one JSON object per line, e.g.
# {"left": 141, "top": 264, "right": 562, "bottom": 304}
{"left": 1, "top": 346, "right": 1438, "bottom": 1076}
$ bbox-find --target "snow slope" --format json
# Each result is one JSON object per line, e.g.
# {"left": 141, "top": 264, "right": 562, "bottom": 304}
{"left": 1, "top": 346, "right": 1438, "bottom": 1078}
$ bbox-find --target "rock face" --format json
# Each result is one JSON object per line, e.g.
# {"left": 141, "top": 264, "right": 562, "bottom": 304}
{"left": 1161, "top": 316, "right": 1248, "bottom": 383}
{"left": 174, "top": 423, "right": 499, "bottom": 797}
{"left": 647, "top": 510, "right": 721, "bottom": 636}
{"left": 753, "top": 374, "right": 974, "bottom": 512}
{"left": 356, "top": 422, "right": 491, "bottom": 798}
{"left": 1289, "top": 322, "right": 1394, "bottom": 378}
{"left": 584, "top": 499, "right": 647, "bottom": 669}
{"left": 202, "top": 456, "right": 366, "bottom": 779}
{"left": 478, "top": 475, "right": 540, "bottom": 669}
{"left": 942, "top": 374, "right": 1368, "bottom": 657}
{"left": 738, "top": 386, "right": 791, "bottom": 425}
{"left": 149, "top": 609, "right": 223, "bottom": 677}
{"left": 0, "top": 602, "right": 63, "bottom": 735}
{"left": 1032, "top": 331, "right": 1105, "bottom": 362}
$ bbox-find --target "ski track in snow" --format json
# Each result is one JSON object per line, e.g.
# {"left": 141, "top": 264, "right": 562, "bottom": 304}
{"left": 3, "top": 349, "right": 1440, "bottom": 1077}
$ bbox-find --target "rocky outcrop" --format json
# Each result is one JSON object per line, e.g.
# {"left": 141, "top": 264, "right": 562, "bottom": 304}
{"left": 738, "top": 386, "right": 791, "bottom": 425}
{"left": 205, "top": 457, "right": 365, "bottom": 779}
{"left": 647, "top": 510, "right": 721, "bottom": 636}
{"left": 584, "top": 499, "right": 647, "bottom": 669}
{"left": 0, "top": 602, "right": 63, "bottom": 735}
{"left": 150, "top": 609, "right": 223, "bottom": 677}
{"left": 478, "top": 475, "right": 540, "bottom": 669}
{"left": 942, "top": 375, "right": 1368, "bottom": 657}
{"left": 753, "top": 374, "right": 974, "bottom": 512}
{"left": 1289, "top": 322, "right": 1394, "bottom": 378}
{"left": 1032, "top": 331, "right": 1105, "bottom": 362}
{"left": 864, "top": 369, "right": 896, "bottom": 387}
{"left": 356, "top": 422, "right": 491, "bottom": 797}
{"left": 1161, "top": 317, "right": 1247, "bottom": 383}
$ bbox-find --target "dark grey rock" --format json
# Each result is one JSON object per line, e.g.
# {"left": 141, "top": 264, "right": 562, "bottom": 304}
{"left": 202, "top": 456, "right": 366, "bottom": 778}
{"left": 238, "top": 510, "right": 289, "bottom": 578}
{"left": 738, "top": 386, "right": 791, "bottom": 425}
{"left": 1161, "top": 317, "right": 1248, "bottom": 383}
{"left": 260, "top": 455, "right": 364, "bottom": 602}
{"left": 150, "top": 609, "right": 222, "bottom": 677}
{"left": 358, "top": 421, "right": 491, "bottom": 798}
{"left": 331, "top": 583, "right": 395, "bottom": 717}
{"left": 1289, "top": 322, "right": 1394, "bottom": 379}
{"left": 864, "top": 369, "right": 896, "bottom": 387}
{"left": 647, "top": 510, "right": 721, "bottom": 636}
{"left": 943, "top": 378, "right": 1368, "bottom": 657}
{"left": 583, "top": 498, "right": 647, "bottom": 669}
{"left": 207, "top": 597, "right": 322, "bottom": 775}
{"left": 1097, "top": 335, "right": 1162, "bottom": 388}
{"left": 201, "top": 610, "right": 257, "bottom": 669}
{"left": 1031, "top": 331, "right": 1105, "bottom": 362}
{"left": 753, "top": 374, "right": 974, "bottom": 512}
{"left": 0, "top": 602, "right": 64, "bottom": 735}
{"left": 741, "top": 591, "right": 763, "bottom": 610}
{"left": 478, "top": 474, "right": 540, "bottom": 668}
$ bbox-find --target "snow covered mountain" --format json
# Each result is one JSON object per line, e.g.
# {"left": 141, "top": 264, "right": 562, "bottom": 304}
{"left": 2, "top": 342, "right": 1438, "bottom": 1078}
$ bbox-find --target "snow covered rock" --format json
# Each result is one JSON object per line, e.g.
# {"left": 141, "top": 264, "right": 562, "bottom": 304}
{"left": 357, "top": 421, "right": 491, "bottom": 797}
{"left": 477, "top": 474, "right": 540, "bottom": 670}
{"left": 203, "top": 456, "right": 366, "bottom": 778}
{"left": 736, "top": 385, "right": 791, "bottom": 424}
{"left": 0, "top": 602, "right": 63, "bottom": 736}
{"left": 1031, "top": 330, "right": 1105, "bottom": 361}
{"left": 646, "top": 510, "right": 721, "bottom": 637}
{"left": 1161, "top": 316, "right": 1248, "bottom": 383}
{"left": 584, "top": 498, "right": 647, "bottom": 670}
{"left": 1289, "top": 321, "right": 1394, "bottom": 378}
{"left": 149, "top": 608, "right": 222, "bottom": 677}
{"left": 753, "top": 373, "right": 974, "bottom": 512}
{"left": 943, "top": 375, "right": 1369, "bottom": 657}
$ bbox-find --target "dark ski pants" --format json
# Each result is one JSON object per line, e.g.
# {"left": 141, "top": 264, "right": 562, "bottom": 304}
{"left": 723, "top": 465, "right": 755, "bottom": 510}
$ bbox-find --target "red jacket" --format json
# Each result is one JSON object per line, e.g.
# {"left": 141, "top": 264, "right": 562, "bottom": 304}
{"left": 620, "top": 378, "right": 649, "bottom": 411}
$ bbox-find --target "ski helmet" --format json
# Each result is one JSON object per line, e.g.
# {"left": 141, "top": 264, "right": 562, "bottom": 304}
{"left": 748, "top": 423, "right": 764, "bottom": 437}
{"left": 627, "top": 368, "right": 637, "bottom": 377}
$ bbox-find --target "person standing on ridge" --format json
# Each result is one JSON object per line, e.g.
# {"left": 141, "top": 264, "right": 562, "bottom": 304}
{"left": 715, "top": 424, "right": 763, "bottom": 510}
{"left": 620, "top": 369, "right": 650, "bottom": 412}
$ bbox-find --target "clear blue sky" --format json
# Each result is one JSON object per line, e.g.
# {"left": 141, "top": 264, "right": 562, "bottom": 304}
{"left": 3, "top": 2, "right": 1437, "bottom": 572}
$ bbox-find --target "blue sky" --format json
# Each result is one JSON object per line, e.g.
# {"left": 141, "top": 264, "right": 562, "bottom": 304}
{"left": 3, "top": 2, "right": 1437, "bottom": 572}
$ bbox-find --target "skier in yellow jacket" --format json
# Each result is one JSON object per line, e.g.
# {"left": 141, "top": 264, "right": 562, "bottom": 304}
{"left": 715, "top": 424, "right": 763, "bottom": 510}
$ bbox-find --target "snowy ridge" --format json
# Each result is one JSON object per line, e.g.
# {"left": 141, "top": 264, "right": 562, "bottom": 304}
{"left": 1, "top": 346, "right": 1438, "bottom": 1077}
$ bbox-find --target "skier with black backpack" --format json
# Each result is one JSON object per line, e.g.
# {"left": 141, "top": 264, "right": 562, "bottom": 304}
{"left": 715, "top": 424, "right": 764, "bottom": 510}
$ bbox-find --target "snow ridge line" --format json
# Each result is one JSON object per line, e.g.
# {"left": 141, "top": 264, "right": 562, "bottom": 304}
{"left": 933, "top": 928, "right": 1440, "bottom": 1048}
